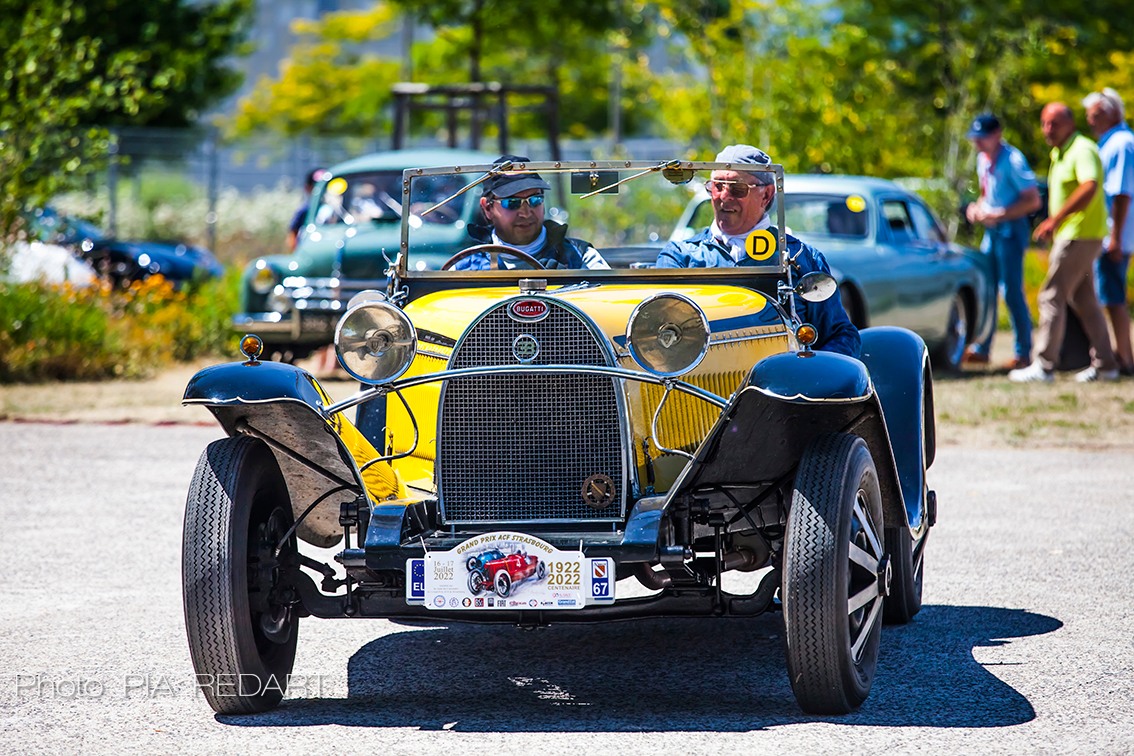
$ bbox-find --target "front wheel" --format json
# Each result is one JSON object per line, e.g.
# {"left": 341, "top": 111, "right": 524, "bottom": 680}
{"left": 783, "top": 433, "right": 887, "bottom": 714}
{"left": 494, "top": 570, "right": 513, "bottom": 598}
{"left": 468, "top": 570, "right": 485, "bottom": 596}
{"left": 183, "top": 436, "right": 298, "bottom": 714}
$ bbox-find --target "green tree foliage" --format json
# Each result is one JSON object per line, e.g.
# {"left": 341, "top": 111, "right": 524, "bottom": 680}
{"left": 0, "top": 0, "right": 251, "bottom": 245}
{"left": 650, "top": 0, "right": 931, "bottom": 177}
{"left": 391, "top": 0, "right": 622, "bottom": 83}
{"left": 227, "top": 5, "right": 403, "bottom": 138}
{"left": 838, "top": 0, "right": 1134, "bottom": 185}
{"left": 230, "top": 1, "right": 661, "bottom": 143}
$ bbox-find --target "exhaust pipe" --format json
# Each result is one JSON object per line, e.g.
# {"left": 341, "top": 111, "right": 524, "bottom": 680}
{"left": 635, "top": 563, "right": 673, "bottom": 590}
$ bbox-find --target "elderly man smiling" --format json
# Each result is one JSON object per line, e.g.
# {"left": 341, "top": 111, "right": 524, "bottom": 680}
{"left": 656, "top": 144, "right": 860, "bottom": 357}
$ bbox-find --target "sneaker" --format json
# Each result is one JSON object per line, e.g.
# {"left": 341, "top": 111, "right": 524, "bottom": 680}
{"left": 1009, "top": 362, "right": 1054, "bottom": 383}
{"left": 1003, "top": 357, "right": 1031, "bottom": 371}
{"left": 962, "top": 349, "right": 990, "bottom": 366}
{"left": 1075, "top": 366, "right": 1120, "bottom": 383}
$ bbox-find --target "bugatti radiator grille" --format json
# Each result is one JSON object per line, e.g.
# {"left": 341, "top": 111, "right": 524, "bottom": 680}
{"left": 438, "top": 301, "right": 625, "bottom": 523}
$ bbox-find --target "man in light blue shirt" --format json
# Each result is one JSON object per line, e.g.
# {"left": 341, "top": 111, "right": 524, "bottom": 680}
{"left": 963, "top": 113, "right": 1043, "bottom": 369}
{"left": 1085, "top": 89, "right": 1134, "bottom": 375}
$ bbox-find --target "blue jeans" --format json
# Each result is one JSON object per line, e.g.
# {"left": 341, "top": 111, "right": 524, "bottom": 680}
{"left": 973, "top": 220, "right": 1033, "bottom": 359}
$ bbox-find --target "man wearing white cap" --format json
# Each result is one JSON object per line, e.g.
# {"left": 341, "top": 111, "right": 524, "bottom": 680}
{"left": 656, "top": 144, "right": 860, "bottom": 357}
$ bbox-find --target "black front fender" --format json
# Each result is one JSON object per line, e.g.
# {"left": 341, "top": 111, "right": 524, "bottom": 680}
{"left": 859, "top": 326, "right": 934, "bottom": 533}
{"left": 668, "top": 349, "right": 910, "bottom": 531}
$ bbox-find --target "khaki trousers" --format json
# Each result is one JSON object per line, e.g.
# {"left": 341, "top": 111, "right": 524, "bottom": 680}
{"left": 1035, "top": 238, "right": 1119, "bottom": 371}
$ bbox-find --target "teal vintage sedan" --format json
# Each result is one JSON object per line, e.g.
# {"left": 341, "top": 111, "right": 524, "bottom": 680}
{"left": 235, "top": 148, "right": 496, "bottom": 360}
{"left": 672, "top": 175, "right": 995, "bottom": 371}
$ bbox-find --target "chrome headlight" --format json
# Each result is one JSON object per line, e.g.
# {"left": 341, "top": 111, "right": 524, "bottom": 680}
{"left": 334, "top": 301, "right": 417, "bottom": 384}
{"left": 626, "top": 293, "right": 710, "bottom": 377}
{"left": 250, "top": 260, "right": 279, "bottom": 295}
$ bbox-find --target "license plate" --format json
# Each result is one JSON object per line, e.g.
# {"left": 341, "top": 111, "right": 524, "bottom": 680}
{"left": 299, "top": 312, "right": 337, "bottom": 333}
{"left": 406, "top": 531, "right": 615, "bottom": 610}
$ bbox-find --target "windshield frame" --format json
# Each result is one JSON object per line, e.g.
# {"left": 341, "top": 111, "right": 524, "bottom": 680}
{"left": 395, "top": 159, "right": 788, "bottom": 280}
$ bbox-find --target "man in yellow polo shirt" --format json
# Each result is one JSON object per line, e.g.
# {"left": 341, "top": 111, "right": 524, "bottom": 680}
{"left": 1010, "top": 102, "right": 1120, "bottom": 382}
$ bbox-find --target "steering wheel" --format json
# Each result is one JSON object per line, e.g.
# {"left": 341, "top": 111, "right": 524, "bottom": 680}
{"left": 440, "top": 244, "right": 547, "bottom": 271}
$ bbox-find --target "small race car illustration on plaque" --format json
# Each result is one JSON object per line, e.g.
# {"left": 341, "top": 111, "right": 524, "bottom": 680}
{"left": 467, "top": 550, "right": 547, "bottom": 598}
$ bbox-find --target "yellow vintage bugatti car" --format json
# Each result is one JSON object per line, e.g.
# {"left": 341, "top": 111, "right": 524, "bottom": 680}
{"left": 181, "top": 159, "right": 936, "bottom": 716}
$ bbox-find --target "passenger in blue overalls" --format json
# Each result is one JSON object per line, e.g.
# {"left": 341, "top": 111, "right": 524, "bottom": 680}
{"left": 655, "top": 144, "right": 861, "bottom": 357}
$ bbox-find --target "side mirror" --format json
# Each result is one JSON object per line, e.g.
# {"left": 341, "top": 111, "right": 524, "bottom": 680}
{"left": 795, "top": 272, "right": 837, "bottom": 303}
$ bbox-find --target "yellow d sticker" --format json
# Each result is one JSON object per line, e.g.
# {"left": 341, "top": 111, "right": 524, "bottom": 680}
{"left": 846, "top": 195, "right": 866, "bottom": 213}
{"left": 745, "top": 229, "right": 777, "bottom": 262}
{"left": 327, "top": 177, "right": 348, "bottom": 196}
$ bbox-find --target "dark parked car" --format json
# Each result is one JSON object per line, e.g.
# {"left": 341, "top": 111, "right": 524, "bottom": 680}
{"left": 28, "top": 207, "right": 223, "bottom": 288}
{"left": 673, "top": 175, "right": 996, "bottom": 371}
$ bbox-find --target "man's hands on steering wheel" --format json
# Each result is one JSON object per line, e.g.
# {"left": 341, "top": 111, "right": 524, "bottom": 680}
{"left": 440, "top": 244, "right": 547, "bottom": 271}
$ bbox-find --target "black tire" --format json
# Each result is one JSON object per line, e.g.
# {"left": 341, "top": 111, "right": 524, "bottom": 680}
{"left": 468, "top": 570, "right": 485, "bottom": 596}
{"left": 494, "top": 570, "right": 512, "bottom": 598}
{"left": 884, "top": 384, "right": 930, "bottom": 624}
{"left": 783, "top": 433, "right": 887, "bottom": 714}
{"left": 183, "top": 436, "right": 298, "bottom": 715}
{"left": 933, "top": 292, "right": 969, "bottom": 372}
{"left": 466, "top": 556, "right": 480, "bottom": 573}
{"left": 536, "top": 561, "right": 547, "bottom": 580}
{"left": 883, "top": 526, "right": 926, "bottom": 624}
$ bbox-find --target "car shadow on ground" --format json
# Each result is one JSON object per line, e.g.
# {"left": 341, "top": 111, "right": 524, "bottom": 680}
{"left": 218, "top": 604, "right": 1061, "bottom": 732}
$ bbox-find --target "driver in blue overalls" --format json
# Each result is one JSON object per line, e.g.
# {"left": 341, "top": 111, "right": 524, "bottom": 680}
{"left": 456, "top": 155, "right": 610, "bottom": 270}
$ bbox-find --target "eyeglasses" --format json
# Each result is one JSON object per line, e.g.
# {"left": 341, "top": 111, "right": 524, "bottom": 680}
{"left": 491, "top": 195, "right": 545, "bottom": 211}
{"left": 705, "top": 179, "right": 763, "bottom": 199}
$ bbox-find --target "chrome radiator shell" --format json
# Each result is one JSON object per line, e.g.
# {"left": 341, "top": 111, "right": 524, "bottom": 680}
{"left": 436, "top": 298, "right": 630, "bottom": 524}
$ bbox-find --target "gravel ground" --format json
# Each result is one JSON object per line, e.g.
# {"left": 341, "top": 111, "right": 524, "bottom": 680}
{"left": 1, "top": 420, "right": 1132, "bottom": 753}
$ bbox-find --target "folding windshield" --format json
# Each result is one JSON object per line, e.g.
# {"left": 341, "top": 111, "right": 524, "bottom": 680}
{"left": 396, "top": 160, "right": 788, "bottom": 277}
{"left": 313, "top": 170, "right": 472, "bottom": 227}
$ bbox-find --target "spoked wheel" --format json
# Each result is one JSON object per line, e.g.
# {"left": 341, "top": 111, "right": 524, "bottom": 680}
{"left": 494, "top": 570, "right": 513, "bottom": 598}
{"left": 783, "top": 433, "right": 887, "bottom": 714}
{"left": 468, "top": 570, "right": 486, "bottom": 596}
{"left": 183, "top": 436, "right": 299, "bottom": 714}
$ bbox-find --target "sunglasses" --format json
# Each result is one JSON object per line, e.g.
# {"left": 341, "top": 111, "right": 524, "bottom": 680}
{"left": 705, "top": 179, "right": 763, "bottom": 199}
{"left": 491, "top": 195, "right": 545, "bottom": 211}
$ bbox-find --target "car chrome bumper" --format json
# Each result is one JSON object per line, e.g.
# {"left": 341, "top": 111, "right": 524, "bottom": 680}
{"left": 231, "top": 310, "right": 340, "bottom": 344}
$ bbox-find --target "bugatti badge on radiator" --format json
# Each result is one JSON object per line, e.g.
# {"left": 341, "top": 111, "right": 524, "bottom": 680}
{"left": 508, "top": 299, "right": 550, "bottom": 321}
{"left": 512, "top": 333, "right": 540, "bottom": 363}
{"left": 582, "top": 474, "right": 616, "bottom": 509}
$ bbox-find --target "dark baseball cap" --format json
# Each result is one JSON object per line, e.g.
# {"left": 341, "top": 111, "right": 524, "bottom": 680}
{"left": 966, "top": 113, "right": 1002, "bottom": 139}
{"left": 481, "top": 155, "right": 551, "bottom": 198}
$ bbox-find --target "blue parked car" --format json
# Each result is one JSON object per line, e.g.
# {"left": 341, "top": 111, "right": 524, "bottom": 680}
{"left": 673, "top": 175, "right": 995, "bottom": 371}
{"left": 28, "top": 207, "right": 223, "bottom": 288}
